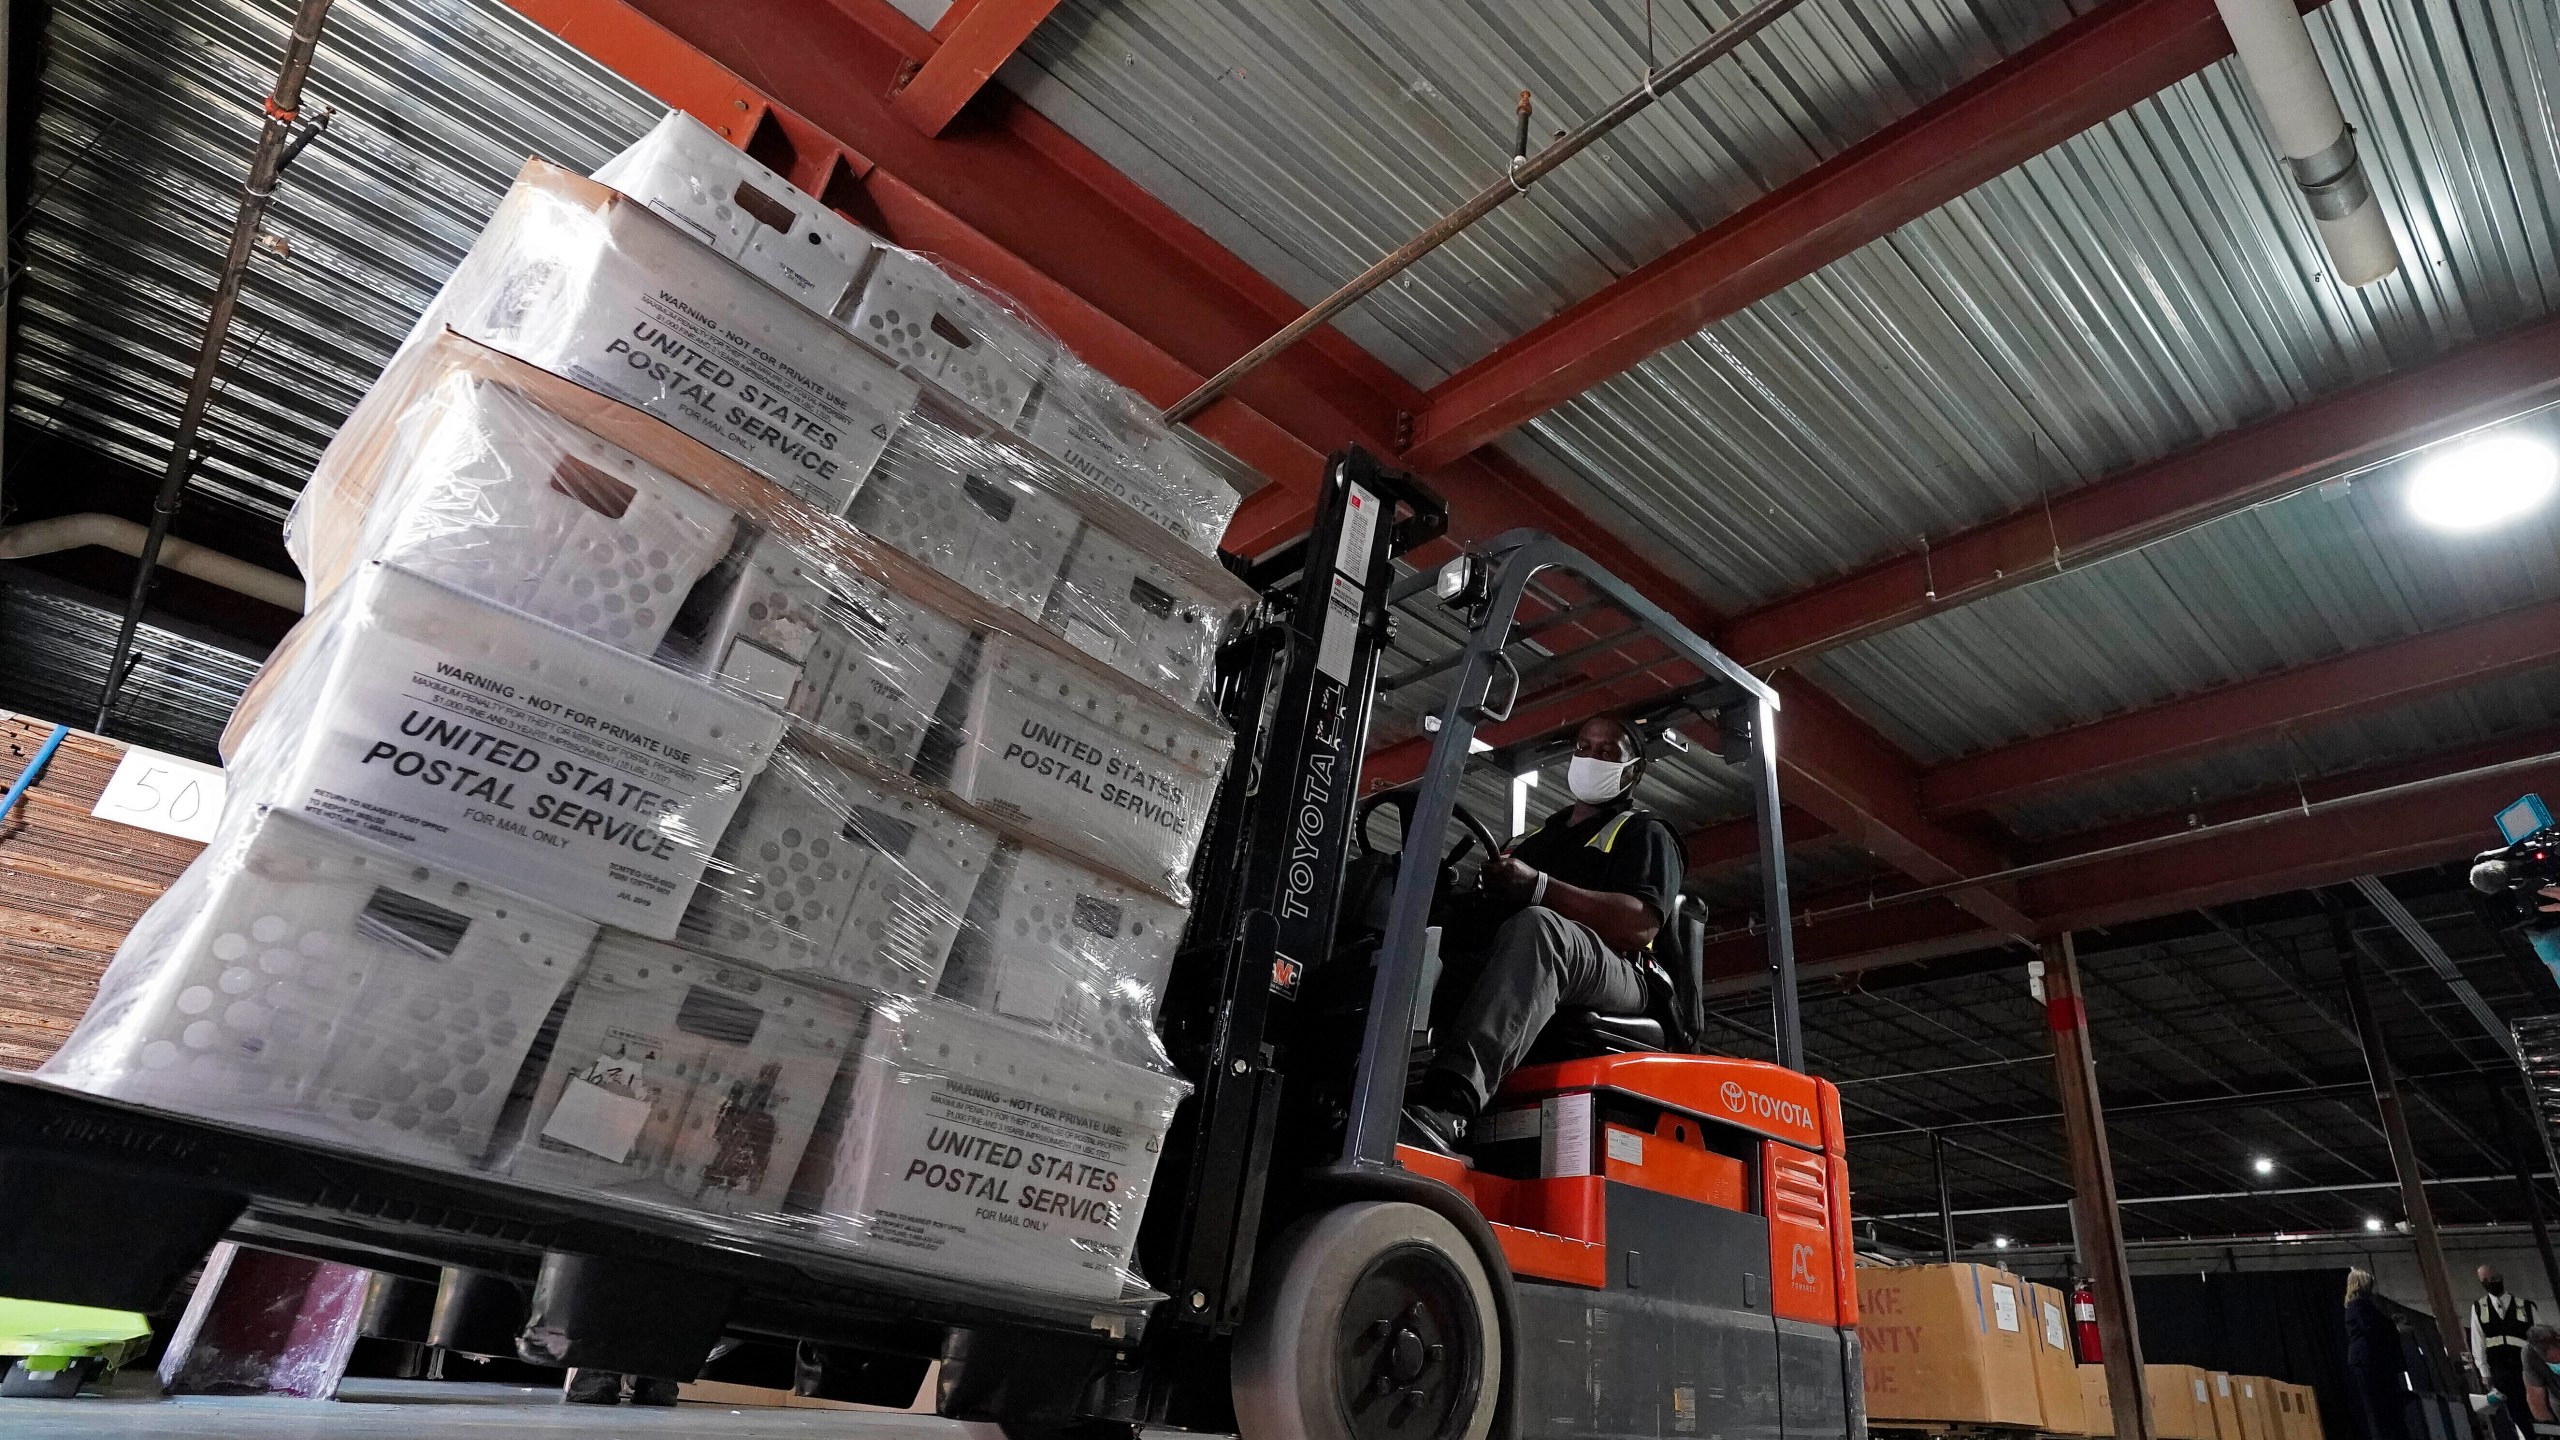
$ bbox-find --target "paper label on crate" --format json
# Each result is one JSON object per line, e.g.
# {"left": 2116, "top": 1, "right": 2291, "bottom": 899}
{"left": 1541, "top": 1093, "right": 1593, "bottom": 1177}
{"left": 2043, "top": 1299, "right": 2067, "bottom": 1350}
{"left": 2195, "top": 1380, "right": 2209, "bottom": 1403}
{"left": 719, "top": 637, "right": 805, "bottom": 709}
{"left": 2217, "top": 1375, "right": 2231, "bottom": 1397}
{"left": 92, "top": 747, "right": 227, "bottom": 843}
{"left": 275, "top": 582, "right": 779, "bottom": 937}
{"left": 1479, "top": 1107, "right": 1540, "bottom": 1143}
{"left": 542, "top": 1062, "right": 654, "bottom": 1162}
{"left": 858, "top": 1069, "right": 1151, "bottom": 1291}
{"left": 1990, "top": 1282, "right": 2020, "bottom": 1331}
{"left": 1605, "top": 1127, "right": 1645, "bottom": 1166}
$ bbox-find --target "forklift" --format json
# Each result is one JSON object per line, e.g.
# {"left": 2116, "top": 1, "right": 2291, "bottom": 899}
{"left": 0, "top": 450, "right": 1857, "bottom": 1440}
{"left": 1033, "top": 447, "right": 1866, "bottom": 1440}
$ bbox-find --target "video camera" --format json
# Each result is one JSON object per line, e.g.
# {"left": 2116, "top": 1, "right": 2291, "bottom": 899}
{"left": 2470, "top": 825, "right": 2560, "bottom": 927}
{"left": 2471, "top": 796, "right": 2560, "bottom": 983}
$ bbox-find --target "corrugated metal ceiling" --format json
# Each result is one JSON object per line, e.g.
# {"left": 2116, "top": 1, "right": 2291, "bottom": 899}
{"left": 1003, "top": 0, "right": 2560, "bottom": 792}
{"left": 8, "top": 0, "right": 657, "bottom": 529}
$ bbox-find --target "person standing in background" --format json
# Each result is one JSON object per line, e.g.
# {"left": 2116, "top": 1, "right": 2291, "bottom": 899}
{"left": 2475, "top": 1266, "right": 2538, "bottom": 1440}
{"left": 2346, "top": 1269, "right": 2413, "bottom": 1440}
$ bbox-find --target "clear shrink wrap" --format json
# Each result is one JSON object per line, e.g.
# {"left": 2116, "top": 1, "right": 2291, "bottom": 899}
{"left": 847, "top": 420, "right": 1082, "bottom": 618}
{"left": 224, "top": 559, "right": 787, "bottom": 939}
{"left": 42, "top": 806, "right": 597, "bottom": 1169}
{"left": 949, "top": 636, "right": 1223, "bottom": 893}
{"left": 411, "top": 157, "right": 917, "bottom": 513}
{"left": 294, "top": 373, "right": 739, "bottom": 656}
{"left": 501, "top": 934, "right": 859, "bottom": 1219}
{"left": 941, "top": 842, "right": 1185, "bottom": 1070}
{"left": 844, "top": 246, "right": 1055, "bottom": 431}
{"left": 591, "top": 111, "right": 879, "bottom": 318}
{"left": 273, "top": 335, "right": 1238, "bottom": 898}
{"left": 818, "top": 1000, "right": 1185, "bottom": 1301}
{"left": 682, "top": 744, "right": 998, "bottom": 995}
{"left": 1021, "top": 352, "right": 1245, "bottom": 557}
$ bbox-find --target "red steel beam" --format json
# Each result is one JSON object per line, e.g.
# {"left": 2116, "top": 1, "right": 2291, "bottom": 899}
{"left": 1404, "top": 0, "right": 2296, "bottom": 469}
{"left": 1718, "top": 315, "right": 2560, "bottom": 670}
{"left": 1701, "top": 725, "right": 2560, "bottom": 981}
{"left": 1921, "top": 596, "right": 2560, "bottom": 819}
{"left": 888, "top": 0, "right": 1062, "bottom": 138}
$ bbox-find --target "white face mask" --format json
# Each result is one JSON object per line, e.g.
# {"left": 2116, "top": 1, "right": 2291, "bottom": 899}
{"left": 1566, "top": 754, "right": 1633, "bottom": 804}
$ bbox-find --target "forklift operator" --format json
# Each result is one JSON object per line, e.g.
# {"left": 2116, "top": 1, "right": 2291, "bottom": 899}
{"left": 1403, "top": 714, "right": 1686, "bottom": 1154}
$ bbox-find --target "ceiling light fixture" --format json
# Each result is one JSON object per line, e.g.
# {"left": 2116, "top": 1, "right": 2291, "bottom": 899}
{"left": 2364, "top": 1216, "right": 2385, "bottom": 1232}
{"left": 2252, "top": 1156, "right": 2275, "bottom": 1177}
{"left": 2408, "top": 435, "right": 2559, "bottom": 531}
{"left": 1992, "top": 1236, "right": 2011, "bottom": 1250}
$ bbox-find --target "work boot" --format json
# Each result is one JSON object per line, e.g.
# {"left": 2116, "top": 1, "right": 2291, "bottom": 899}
{"left": 627, "top": 1376, "right": 681, "bottom": 1407}
{"left": 562, "top": 1368, "right": 625, "bottom": 1405}
{"left": 1400, "top": 1104, "right": 1468, "bottom": 1156}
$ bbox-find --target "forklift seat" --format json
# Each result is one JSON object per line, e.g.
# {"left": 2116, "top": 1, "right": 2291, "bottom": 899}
{"left": 1522, "top": 894, "right": 1707, "bottom": 1063}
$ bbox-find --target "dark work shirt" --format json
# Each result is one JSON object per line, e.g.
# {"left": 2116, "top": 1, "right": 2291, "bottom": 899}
{"left": 1510, "top": 797, "right": 1685, "bottom": 957}
{"left": 2345, "top": 1295, "right": 2405, "bottom": 1374}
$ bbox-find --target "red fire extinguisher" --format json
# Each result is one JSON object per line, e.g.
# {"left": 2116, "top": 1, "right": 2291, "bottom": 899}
{"left": 2072, "top": 1279, "right": 2103, "bottom": 1363}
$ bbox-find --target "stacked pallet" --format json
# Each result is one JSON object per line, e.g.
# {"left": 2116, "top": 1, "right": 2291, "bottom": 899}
{"left": 34, "top": 112, "right": 1256, "bottom": 1318}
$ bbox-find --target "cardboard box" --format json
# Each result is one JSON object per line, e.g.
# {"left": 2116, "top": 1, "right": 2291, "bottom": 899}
{"left": 2028, "top": 1283, "right": 2087, "bottom": 1433}
{"left": 1856, "top": 1263, "right": 2043, "bottom": 1426}
{"left": 2276, "top": 1383, "right": 2325, "bottom": 1440}
{"left": 2209, "top": 1371, "right": 2244, "bottom": 1440}
{"left": 2146, "top": 1364, "right": 2220, "bottom": 1440}
{"left": 2080, "top": 1366, "right": 2115, "bottom": 1437}
{"left": 2233, "top": 1375, "right": 2284, "bottom": 1440}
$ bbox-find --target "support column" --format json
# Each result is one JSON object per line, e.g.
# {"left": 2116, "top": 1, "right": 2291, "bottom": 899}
{"left": 1931, "top": 1130, "right": 1957, "bottom": 1260}
{"left": 2044, "top": 934, "right": 2154, "bottom": 1440}
{"left": 2341, "top": 943, "right": 2477, "bottom": 1383}
{"left": 2496, "top": 1092, "right": 2560, "bottom": 1302}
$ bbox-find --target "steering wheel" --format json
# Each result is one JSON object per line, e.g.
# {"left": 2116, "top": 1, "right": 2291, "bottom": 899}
{"left": 1355, "top": 789, "right": 1504, "bottom": 871}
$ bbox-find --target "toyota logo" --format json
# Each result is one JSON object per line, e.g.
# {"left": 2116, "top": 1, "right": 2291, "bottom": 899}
{"left": 1720, "top": 1080, "right": 1746, "bottom": 1110}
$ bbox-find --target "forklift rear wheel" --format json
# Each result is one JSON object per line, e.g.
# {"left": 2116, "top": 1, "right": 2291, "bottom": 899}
{"left": 1233, "top": 1202, "right": 1499, "bottom": 1440}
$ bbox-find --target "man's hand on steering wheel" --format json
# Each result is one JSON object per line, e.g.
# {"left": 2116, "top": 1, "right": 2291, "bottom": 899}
{"left": 1482, "top": 853, "right": 1538, "bottom": 906}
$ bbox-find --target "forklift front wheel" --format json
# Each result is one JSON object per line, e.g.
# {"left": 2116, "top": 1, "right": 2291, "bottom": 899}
{"left": 1233, "top": 1201, "right": 1500, "bottom": 1440}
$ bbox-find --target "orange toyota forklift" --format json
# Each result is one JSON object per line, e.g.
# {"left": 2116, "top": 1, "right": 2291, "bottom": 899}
{"left": 1081, "top": 448, "right": 1864, "bottom": 1440}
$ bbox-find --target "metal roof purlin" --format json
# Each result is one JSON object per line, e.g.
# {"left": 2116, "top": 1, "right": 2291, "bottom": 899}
{"left": 1401, "top": 0, "right": 2316, "bottom": 471}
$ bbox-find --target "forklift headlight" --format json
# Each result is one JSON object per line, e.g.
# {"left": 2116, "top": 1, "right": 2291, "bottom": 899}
{"left": 1434, "top": 555, "right": 1478, "bottom": 606}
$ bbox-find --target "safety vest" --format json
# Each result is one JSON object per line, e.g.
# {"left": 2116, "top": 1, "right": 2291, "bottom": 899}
{"left": 2479, "top": 1293, "right": 2538, "bottom": 1354}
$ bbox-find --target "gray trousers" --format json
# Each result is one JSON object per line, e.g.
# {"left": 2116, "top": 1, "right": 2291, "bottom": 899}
{"left": 1429, "top": 905, "right": 1650, "bottom": 1112}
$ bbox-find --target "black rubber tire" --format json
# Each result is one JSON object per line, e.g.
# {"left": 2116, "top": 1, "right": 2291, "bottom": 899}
{"left": 1233, "top": 1201, "right": 1500, "bottom": 1440}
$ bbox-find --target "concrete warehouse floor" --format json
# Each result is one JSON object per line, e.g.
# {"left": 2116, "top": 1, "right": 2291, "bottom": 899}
{"left": 0, "top": 1377, "right": 1017, "bottom": 1438}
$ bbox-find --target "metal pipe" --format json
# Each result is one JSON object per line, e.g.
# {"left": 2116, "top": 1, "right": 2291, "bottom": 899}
{"left": 1932, "top": 1130, "right": 1956, "bottom": 1260}
{"left": 0, "top": 514, "right": 303, "bottom": 611}
{"left": 1161, "top": 0, "right": 1815, "bottom": 426}
{"left": 94, "top": 0, "right": 335, "bottom": 734}
{"left": 1702, "top": 742, "right": 2560, "bottom": 945}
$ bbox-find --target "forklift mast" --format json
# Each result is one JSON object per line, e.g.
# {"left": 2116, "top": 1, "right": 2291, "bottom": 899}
{"left": 1150, "top": 449, "right": 1449, "bottom": 1333}
{"left": 1148, "top": 447, "right": 1806, "bottom": 1344}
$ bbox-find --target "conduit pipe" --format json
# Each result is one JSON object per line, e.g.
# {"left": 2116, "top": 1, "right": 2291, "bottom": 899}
{"left": 2212, "top": 0, "right": 2398, "bottom": 285}
{"left": 0, "top": 513, "right": 305, "bottom": 612}
{"left": 95, "top": 0, "right": 335, "bottom": 731}
{"left": 1162, "top": 0, "right": 1814, "bottom": 425}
